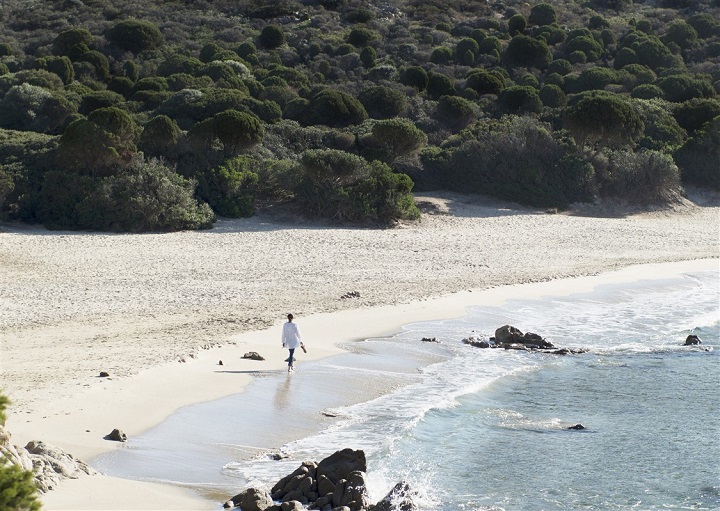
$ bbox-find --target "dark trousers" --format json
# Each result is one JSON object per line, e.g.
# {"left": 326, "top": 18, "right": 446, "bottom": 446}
{"left": 288, "top": 348, "right": 295, "bottom": 367}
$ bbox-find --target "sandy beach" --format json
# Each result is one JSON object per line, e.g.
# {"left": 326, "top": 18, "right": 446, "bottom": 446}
{"left": 1, "top": 190, "right": 718, "bottom": 510}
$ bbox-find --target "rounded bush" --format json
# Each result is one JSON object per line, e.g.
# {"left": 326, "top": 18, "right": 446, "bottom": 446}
{"left": 566, "top": 35, "right": 603, "bottom": 62}
{"left": 631, "top": 84, "right": 664, "bottom": 99}
{"left": 36, "top": 56, "right": 74, "bottom": 84}
{"left": 358, "top": 85, "right": 407, "bottom": 119}
{"left": 302, "top": 89, "right": 368, "bottom": 127}
{"left": 430, "top": 46, "right": 453, "bottom": 64}
{"left": 52, "top": 28, "right": 93, "bottom": 59}
{"left": 499, "top": 85, "right": 542, "bottom": 114}
{"left": 504, "top": 35, "right": 552, "bottom": 69}
{"left": 427, "top": 72, "right": 456, "bottom": 99}
{"left": 347, "top": 27, "right": 378, "bottom": 47}
{"left": 360, "top": 46, "right": 377, "bottom": 68}
{"left": 400, "top": 66, "right": 428, "bottom": 91}
{"left": 539, "top": 84, "right": 566, "bottom": 107}
{"left": 259, "top": 25, "right": 285, "bottom": 49}
{"left": 508, "top": 14, "right": 527, "bottom": 35}
{"left": 435, "top": 95, "right": 475, "bottom": 128}
{"left": 80, "top": 90, "right": 125, "bottom": 115}
{"left": 465, "top": 70, "right": 504, "bottom": 95}
{"left": 564, "top": 91, "right": 644, "bottom": 149}
{"left": 106, "top": 20, "right": 163, "bottom": 54}
{"left": 548, "top": 59, "right": 573, "bottom": 75}
{"left": 139, "top": 115, "right": 182, "bottom": 157}
{"left": 528, "top": 3, "right": 557, "bottom": 26}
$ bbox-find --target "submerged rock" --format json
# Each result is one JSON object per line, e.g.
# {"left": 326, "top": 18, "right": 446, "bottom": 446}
{"left": 684, "top": 334, "right": 702, "bottom": 345}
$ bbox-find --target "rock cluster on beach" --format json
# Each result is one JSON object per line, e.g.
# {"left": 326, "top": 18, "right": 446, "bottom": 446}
{"left": 224, "top": 448, "right": 416, "bottom": 511}
{"left": 0, "top": 424, "right": 97, "bottom": 493}
{"left": 460, "top": 325, "right": 588, "bottom": 354}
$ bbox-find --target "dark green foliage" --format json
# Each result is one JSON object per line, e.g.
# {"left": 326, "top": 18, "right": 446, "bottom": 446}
{"left": 675, "top": 117, "right": 720, "bottom": 189}
{"left": 300, "top": 89, "right": 368, "bottom": 127}
{"left": 571, "top": 67, "right": 619, "bottom": 92}
{"left": 74, "top": 161, "right": 214, "bottom": 231}
{"left": 157, "top": 54, "right": 204, "bottom": 77}
{"left": 456, "top": 38, "right": 480, "bottom": 59}
{"left": 589, "top": 15, "right": 610, "bottom": 30}
{"left": 539, "top": 84, "right": 566, "bottom": 107}
{"left": 478, "top": 36, "right": 502, "bottom": 55}
{"left": 195, "top": 156, "right": 258, "bottom": 217}
{"left": 624, "top": 32, "right": 676, "bottom": 70}
{"left": 106, "top": 20, "right": 164, "bottom": 54}
{"left": 237, "top": 42, "right": 257, "bottom": 59}
{"left": 465, "top": 69, "right": 504, "bottom": 95}
{"left": 107, "top": 76, "right": 134, "bottom": 97}
{"left": 52, "top": 27, "right": 93, "bottom": 59}
{"left": 632, "top": 84, "right": 665, "bottom": 99}
{"left": 566, "top": 35, "right": 603, "bottom": 62}
{"left": 362, "top": 118, "right": 427, "bottom": 163}
{"left": 36, "top": 56, "right": 74, "bottom": 85}
{"left": 633, "top": 99, "right": 686, "bottom": 151}
{"left": 564, "top": 91, "right": 644, "bottom": 149}
{"left": 240, "top": 97, "right": 282, "bottom": 123}
{"left": 139, "top": 115, "right": 182, "bottom": 158}
{"left": 267, "top": 66, "right": 309, "bottom": 88}
{"left": 58, "top": 107, "right": 137, "bottom": 175}
{"left": 533, "top": 24, "right": 566, "bottom": 45}
{"left": 614, "top": 47, "right": 638, "bottom": 68}
{"left": 123, "top": 61, "right": 140, "bottom": 82}
{"left": 504, "top": 35, "right": 552, "bottom": 69}
{"left": 662, "top": 20, "right": 698, "bottom": 50}
{"left": 508, "top": 14, "right": 527, "bottom": 35}
{"left": 360, "top": 46, "right": 377, "bottom": 68}
{"left": 0, "top": 70, "right": 65, "bottom": 94}
{"left": 687, "top": 13, "right": 720, "bottom": 39}
{"left": 259, "top": 25, "right": 285, "bottom": 49}
{"left": 427, "top": 72, "right": 456, "bottom": 99}
{"left": 77, "top": 50, "right": 110, "bottom": 81}
{"left": 347, "top": 27, "right": 378, "bottom": 47}
{"left": 0, "top": 394, "right": 42, "bottom": 511}
{"left": 189, "top": 109, "right": 264, "bottom": 156}
{"left": 80, "top": 90, "right": 125, "bottom": 115}
{"left": 656, "top": 74, "right": 716, "bottom": 103}
{"left": 673, "top": 98, "right": 720, "bottom": 133}
{"left": 598, "top": 149, "right": 681, "bottom": 202}
{"left": 0, "top": 83, "right": 76, "bottom": 133}
{"left": 400, "top": 66, "right": 428, "bottom": 91}
{"left": 498, "top": 85, "right": 543, "bottom": 114}
{"left": 529, "top": 3, "right": 557, "bottom": 26}
{"left": 0, "top": 43, "right": 13, "bottom": 57}
{"left": 436, "top": 95, "right": 475, "bottom": 129}
{"left": 294, "top": 149, "right": 419, "bottom": 224}
{"left": 548, "top": 59, "right": 573, "bottom": 75}
{"left": 199, "top": 42, "right": 224, "bottom": 63}
{"left": 622, "top": 64, "right": 657, "bottom": 84}
{"left": 430, "top": 47, "right": 453, "bottom": 64}
{"left": 358, "top": 86, "right": 407, "bottom": 119}
{"left": 443, "top": 116, "right": 595, "bottom": 208}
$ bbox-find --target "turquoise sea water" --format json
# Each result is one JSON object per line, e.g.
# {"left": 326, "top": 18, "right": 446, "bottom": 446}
{"left": 95, "top": 269, "right": 720, "bottom": 510}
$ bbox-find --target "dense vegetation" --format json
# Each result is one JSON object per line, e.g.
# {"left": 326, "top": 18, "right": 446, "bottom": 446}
{"left": 0, "top": 393, "right": 42, "bottom": 511}
{"left": 0, "top": 0, "right": 718, "bottom": 230}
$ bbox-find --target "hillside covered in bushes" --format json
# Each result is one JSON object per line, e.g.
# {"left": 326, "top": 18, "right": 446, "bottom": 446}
{"left": 0, "top": 0, "right": 718, "bottom": 230}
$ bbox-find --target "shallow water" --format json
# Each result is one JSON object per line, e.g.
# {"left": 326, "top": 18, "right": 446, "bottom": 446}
{"left": 94, "top": 269, "right": 720, "bottom": 510}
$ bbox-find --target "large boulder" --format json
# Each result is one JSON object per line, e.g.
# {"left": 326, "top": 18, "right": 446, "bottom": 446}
{"left": 370, "top": 481, "right": 417, "bottom": 511}
{"left": 494, "top": 325, "right": 555, "bottom": 349}
{"left": 332, "top": 471, "right": 371, "bottom": 511}
{"left": 316, "top": 448, "right": 366, "bottom": 486}
{"left": 227, "top": 487, "right": 273, "bottom": 511}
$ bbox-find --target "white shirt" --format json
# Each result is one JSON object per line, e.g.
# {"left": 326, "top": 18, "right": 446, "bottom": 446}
{"left": 282, "top": 321, "right": 302, "bottom": 349}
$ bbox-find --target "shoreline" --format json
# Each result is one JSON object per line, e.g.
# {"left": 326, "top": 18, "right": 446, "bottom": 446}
{"left": 33, "top": 259, "right": 720, "bottom": 510}
{"left": 1, "top": 190, "right": 718, "bottom": 509}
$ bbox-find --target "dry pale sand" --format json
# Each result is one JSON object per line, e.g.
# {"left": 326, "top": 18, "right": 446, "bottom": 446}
{"left": 0, "top": 190, "right": 718, "bottom": 509}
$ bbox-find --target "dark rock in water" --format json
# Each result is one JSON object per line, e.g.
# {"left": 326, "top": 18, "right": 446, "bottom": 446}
{"left": 105, "top": 429, "right": 127, "bottom": 442}
{"left": 226, "top": 487, "right": 273, "bottom": 511}
{"left": 550, "top": 348, "right": 588, "bottom": 355}
{"left": 218, "top": 360, "right": 224, "bottom": 366}
{"left": 421, "top": 337, "right": 440, "bottom": 343}
{"left": 242, "top": 351, "right": 265, "bottom": 361}
{"left": 317, "top": 448, "right": 367, "bottom": 486}
{"left": 370, "top": 481, "right": 417, "bottom": 511}
{"left": 99, "top": 371, "right": 110, "bottom": 377}
{"left": 462, "top": 336, "right": 491, "bottom": 348}
{"left": 684, "top": 334, "right": 702, "bottom": 345}
{"left": 568, "top": 424, "right": 586, "bottom": 430}
{"left": 495, "top": 325, "right": 556, "bottom": 349}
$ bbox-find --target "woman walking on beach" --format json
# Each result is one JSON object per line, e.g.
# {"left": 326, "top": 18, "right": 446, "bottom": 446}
{"left": 281, "top": 314, "right": 304, "bottom": 372}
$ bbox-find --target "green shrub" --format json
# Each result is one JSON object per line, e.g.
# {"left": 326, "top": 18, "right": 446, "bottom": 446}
{"left": 347, "top": 27, "right": 378, "bottom": 47}
{"left": 498, "top": 85, "right": 543, "bottom": 114}
{"left": 539, "top": 84, "right": 566, "bottom": 107}
{"left": 571, "top": 67, "right": 619, "bottom": 92}
{"left": 0, "top": 83, "right": 76, "bottom": 133}
{"left": 400, "top": 66, "right": 428, "bottom": 91}
{"left": 77, "top": 50, "right": 110, "bottom": 81}
{"left": 106, "top": 20, "right": 164, "bottom": 54}
{"left": 195, "top": 156, "right": 258, "bottom": 217}
{"left": 75, "top": 161, "right": 214, "bottom": 231}
{"left": 465, "top": 69, "right": 504, "bottom": 95}
{"left": 157, "top": 54, "right": 204, "bottom": 76}
{"left": 443, "top": 116, "right": 595, "bottom": 208}
{"left": 478, "top": 36, "right": 502, "bottom": 55}
{"left": 662, "top": 20, "right": 698, "bottom": 50}
{"left": 673, "top": 98, "right": 720, "bottom": 133}
{"left": 548, "top": 59, "right": 573, "bottom": 76}
{"left": 435, "top": 95, "right": 475, "bottom": 128}
{"left": 80, "top": 90, "right": 125, "bottom": 114}
{"left": 188, "top": 109, "right": 264, "bottom": 156}
{"left": 107, "top": 76, "right": 134, "bottom": 97}
{"left": 566, "top": 35, "right": 603, "bottom": 62}
{"left": 358, "top": 85, "right": 407, "bottom": 119}
{"left": 294, "top": 149, "right": 419, "bottom": 224}
{"left": 633, "top": 99, "right": 686, "bottom": 151}
{"left": 0, "top": 393, "right": 42, "bottom": 511}
{"left": 529, "top": 3, "right": 557, "bottom": 26}
{"left": 687, "top": 13, "right": 720, "bottom": 39}
{"left": 631, "top": 83, "right": 665, "bottom": 99}
{"left": 656, "top": 74, "right": 716, "bottom": 103}
{"left": 363, "top": 118, "right": 427, "bottom": 163}
{"left": 139, "top": 115, "right": 182, "bottom": 158}
{"left": 613, "top": 47, "right": 638, "bottom": 68}
{"left": 675, "top": 117, "right": 720, "bottom": 189}
{"left": 508, "top": 14, "right": 527, "bottom": 35}
{"left": 564, "top": 91, "right": 644, "bottom": 149}
{"left": 427, "top": 72, "right": 456, "bottom": 99}
{"left": 36, "top": 55, "right": 75, "bottom": 84}
{"left": 430, "top": 46, "right": 453, "bottom": 64}
{"left": 52, "top": 27, "right": 93, "bottom": 59}
{"left": 359, "top": 46, "right": 377, "bottom": 68}
{"left": 598, "top": 149, "right": 681, "bottom": 202}
{"left": 301, "top": 89, "right": 368, "bottom": 127}
{"left": 259, "top": 25, "right": 285, "bottom": 49}
{"left": 504, "top": 35, "right": 552, "bottom": 69}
